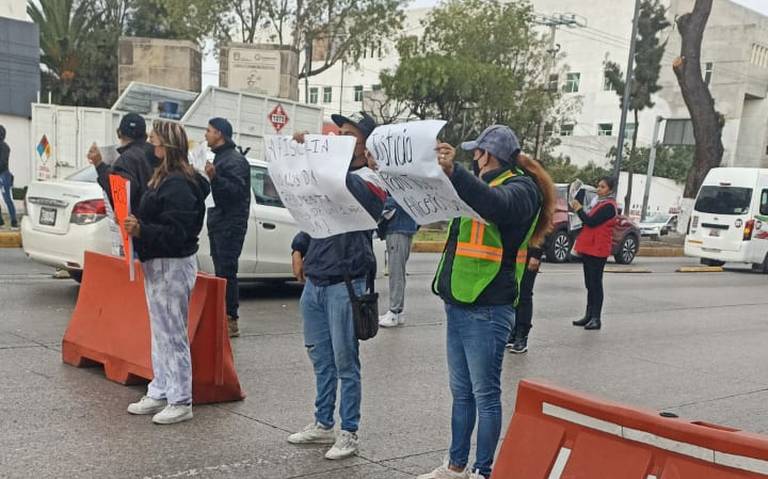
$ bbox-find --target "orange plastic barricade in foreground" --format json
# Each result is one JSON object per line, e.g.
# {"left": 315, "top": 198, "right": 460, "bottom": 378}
{"left": 492, "top": 379, "right": 768, "bottom": 479}
{"left": 62, "top": 251, "right": 245, "bottom": 404}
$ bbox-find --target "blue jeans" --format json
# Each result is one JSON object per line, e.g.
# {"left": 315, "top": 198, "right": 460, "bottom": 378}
{"left": 445, "top": 303, "right": 514, "bottom": 478}
{"left": 0, "top": 171, "right": 16, "bottom": 224}
{"left": 300, "top": 277, "right": 365, "bottom": 432}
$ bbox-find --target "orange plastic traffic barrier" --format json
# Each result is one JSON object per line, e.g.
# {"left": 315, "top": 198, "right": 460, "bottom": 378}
{"left": 62, "top": 251, "right": 245, "bottom": 404}
{"left": 492, "top": 379, "right": 768, "bottom": 478}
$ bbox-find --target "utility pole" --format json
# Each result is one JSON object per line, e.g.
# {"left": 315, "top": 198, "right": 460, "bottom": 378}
{"left": 532, "top": 13, "right": 586, "bottom": 160}
{"left": 339, "top": 59, "right": 345, "bottom": 114}
{"left": 304, "top": 35, "right": 312, "bottom": 104}
{"left": 613, "top": 0, "right": 641, "bottom": 187}
{"left": 641, "top": 116, "right": 664, "bottom": 222}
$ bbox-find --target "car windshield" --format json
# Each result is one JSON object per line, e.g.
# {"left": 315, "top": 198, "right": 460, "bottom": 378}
{"left": 694, "top": 186, "right": 752, "bottom": 215}
{"left": 644, "top": 214, "right": 669, "bottom": 224}
{"left": 66, "top": 166, "right": 98, "bottom": 183}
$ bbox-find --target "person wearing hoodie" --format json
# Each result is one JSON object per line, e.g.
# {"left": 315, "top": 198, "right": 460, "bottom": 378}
{"left": 419, "top": 125, "right": 555, "bottom": 479}
{"left": 204, "top": 117, "right": 251, "bottom": 337}
{"left": 287, "top": 111, "right": 386, "bottom": 461}
{"left": 0, "top": 125, "right": 18, "bottom": 229}
{"left": 123, "top": 120, "right": 210, "bottom": 426}
{"left": 378, "top": 197, "right": 419, "bottom": 328}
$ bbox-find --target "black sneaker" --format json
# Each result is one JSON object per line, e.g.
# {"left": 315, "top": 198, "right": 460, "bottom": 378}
{"left": 509, "top": 336, "right": 528, "bottom": 354}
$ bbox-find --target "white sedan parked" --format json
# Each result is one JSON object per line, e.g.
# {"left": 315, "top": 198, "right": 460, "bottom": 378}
{"left": 22, "top": 159, "right": 385, "bottom": 282}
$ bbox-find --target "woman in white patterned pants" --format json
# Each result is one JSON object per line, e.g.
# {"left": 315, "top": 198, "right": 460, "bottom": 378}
{"left": 123, "top": 120, "right": 210, "bottom": 425}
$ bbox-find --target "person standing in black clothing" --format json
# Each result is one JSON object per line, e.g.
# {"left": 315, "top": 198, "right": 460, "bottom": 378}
{"left": 0, "top": 125, "right": 18, "bottom": 229}
{"left": 204, "top": 117, "right": 251, "bottom": 338}
{"left": 571, "top": 176, "right": 618, "bottom": 331}
{"left": 88, "top": 113, "right": 158, "bottom": 214}
{"left": 506, "top": 246, "right": 542, "bottom": 354}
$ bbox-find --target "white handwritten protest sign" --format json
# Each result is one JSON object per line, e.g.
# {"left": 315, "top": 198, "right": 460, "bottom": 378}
{"left": 366, "top": 120, "right": 479, "bottom": 225}
{"left": 266, "top": 135, "right": 378, "bottom": 238}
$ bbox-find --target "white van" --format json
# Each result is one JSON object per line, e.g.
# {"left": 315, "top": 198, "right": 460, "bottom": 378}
{"left": 684, "top": 167, "right": 768, "bottom": 272}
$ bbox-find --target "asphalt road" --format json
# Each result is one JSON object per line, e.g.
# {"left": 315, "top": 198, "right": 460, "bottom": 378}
{"left": 1, "top": 248, "right": 767, "bottom": 478}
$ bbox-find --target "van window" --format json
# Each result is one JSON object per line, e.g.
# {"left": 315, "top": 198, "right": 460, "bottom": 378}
{"left": 761, "top": 189, "right": 768, "bottom": 216}
{"left": 251, "top": 166, "right": 284, "bottom": 208}
{"left": 694, "top": 186, "right": 752, "bottom": 215}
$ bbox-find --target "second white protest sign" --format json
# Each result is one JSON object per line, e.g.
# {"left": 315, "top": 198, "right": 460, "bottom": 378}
{"left": 366, "top": 120, "right": 479, "bottom": 225}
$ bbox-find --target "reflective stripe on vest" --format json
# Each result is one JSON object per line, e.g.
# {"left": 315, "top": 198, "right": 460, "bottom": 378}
{"left": 433, "top": 169, "right": 539, "bottom": 306}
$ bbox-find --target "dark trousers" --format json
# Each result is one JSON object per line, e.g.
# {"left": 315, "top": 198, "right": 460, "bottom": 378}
{"left": 509, "top": 267, "right": 538, "bottom": 342}
{"left": 582, "top": 255, "right": 607, "bottom": 319}
{"left": 209, "top": 228, "right": 246, "bottom": 319}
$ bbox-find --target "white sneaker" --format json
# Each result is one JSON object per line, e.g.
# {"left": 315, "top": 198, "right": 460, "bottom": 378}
{"left": 379, "top": 311, "right": 404, "bottom": 328}
{"left": 325, "top": 430, "right": 358, "bottom": 460}
{"left": 287, "top": 422, "right": 336, "bottom": 445}
{"left": 152, "top": 404, "right": 193, "bottom": 425}
{"left": 417, "top": 458, "right": 469, "bottom": 479}
{"left": 127, "top": 395, "right": 166, "bottom": 415}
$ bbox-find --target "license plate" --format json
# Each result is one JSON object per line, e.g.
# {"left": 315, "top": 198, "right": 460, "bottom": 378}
{"left": 709, "top": 229, "right": 720, "bottom": 237}
{"left": 39, "top": 207, "right": 57, "bottom": 226}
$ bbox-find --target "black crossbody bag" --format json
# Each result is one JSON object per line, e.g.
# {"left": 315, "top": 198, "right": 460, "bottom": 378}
{"left": 338, "top": 236, "right": 379, "bottom": 341}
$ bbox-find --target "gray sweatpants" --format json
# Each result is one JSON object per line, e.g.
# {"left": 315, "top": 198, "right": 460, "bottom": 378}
{"left": 386, "top": 233, "right": 413, "bottom": 314}
{"left": 143, "top": 255, "right": 197, "bottom": 405}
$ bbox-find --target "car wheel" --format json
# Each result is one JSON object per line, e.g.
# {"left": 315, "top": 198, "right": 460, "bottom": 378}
{"left": 614, "top": 235, "right": 638, "bottom": 264}
{"left": 701, "top": 258, "right": 725, "bottom": 267}
{"left": 68, "top": 270, "right": 83, "bottom": 283}
{"left": 547, "top": 230, "right": 571, "bottom": 263}
{"left": 751, "top": 254, "right": 768, "bottom": 274}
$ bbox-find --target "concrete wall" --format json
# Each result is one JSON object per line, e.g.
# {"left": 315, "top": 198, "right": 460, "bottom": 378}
{"left": 118, "top": 37, "right": 202, "bottom": 95}
{"left": 219, "top": 43, "right": 299, "bottom": 100}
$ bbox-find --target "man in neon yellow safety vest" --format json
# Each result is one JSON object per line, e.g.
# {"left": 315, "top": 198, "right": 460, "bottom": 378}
{"left": 418, "top": 125, "right": 554, "bottom": 479}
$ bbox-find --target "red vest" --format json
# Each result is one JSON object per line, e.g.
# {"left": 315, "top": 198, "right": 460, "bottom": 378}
{"left": 574, "top": 198, "right": 617, "bottom": 258}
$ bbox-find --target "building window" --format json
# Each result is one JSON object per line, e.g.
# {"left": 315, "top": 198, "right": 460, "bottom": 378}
{"left": 560, "top": 124, "right": 575, "bottom": 137}
{"left": 704, "top": 62, "right": 714, "bottom": 85}
{"left": 598, "top": 123, "right": 613, "bottom": 136}
{"left": 354, "top": 85, "right": 364, "bottom": 102}
{"left": 761, "top": 189, "right": 768, "bottom": 215}
{"left": 603, "top": 70, "right": 615, "bottom": 91}
{"left": 323, "top": 87, "right": 332, "bottom": 103}
{"left": 625, "top": 123, "right": 636, "bottom": 139}
{"left": 543, "top": 123, "right": 554, "bottom": 137}
{"left": 372, "top": 84, "right": 382, "bottom": 92}
{"left": 564, "top": 73, "right": 581, "bottom": 93}
{"left": 309, "top": 87, "right": 318, "bottom": 104}
{"left": 548, "top": 74, "right": 559, "bottom": 92}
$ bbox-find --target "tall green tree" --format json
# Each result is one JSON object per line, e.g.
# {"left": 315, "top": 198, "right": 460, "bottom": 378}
{"left": 607, "top": 144, "right": 694, "bottom": 184}
{"left": 604, "top": 0, "right": 670, "bottom": 213}
{"left": 125, "top": 0, "right": 229, "bottom": 44}
{"left": 380, "top": 0, "right": 575, "bottom": 150}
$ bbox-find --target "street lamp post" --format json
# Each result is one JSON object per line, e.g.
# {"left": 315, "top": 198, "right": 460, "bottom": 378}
{"left": 613, "top": 0, "right": 641, "bottom": 187}
{"left": 641, "top": 116, "right": 665, "bottom": 222}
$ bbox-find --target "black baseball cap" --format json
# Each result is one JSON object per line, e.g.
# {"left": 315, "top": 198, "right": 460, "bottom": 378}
{"left": 331, "top": 111, "right": 377, "bottom": 139}
{"left": 118, "top": 113, "right": 147, "bottom": 140}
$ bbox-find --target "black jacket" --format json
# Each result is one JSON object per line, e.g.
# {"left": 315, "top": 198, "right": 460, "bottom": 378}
{"left": 436, "top": 165, "right": 542, "bottom": 306}
{"left": 135, "top": 172, "right": 211, "bottom": 262}
{"left": 291, "top": 173, "right": 386, "bottom": 285}
{"left": 96, "top": 141, "right": 157, "bottom": 214}
{"left": 207, "top": 141, "right": 251, "bottom": 233}
{"left": 0, "top": 141, "right": 9, "bottom": 175}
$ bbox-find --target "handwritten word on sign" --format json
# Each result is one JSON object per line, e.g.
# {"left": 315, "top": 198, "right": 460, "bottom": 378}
{"left": 108, "top": 174, "right": 135, "bottom": 281}
{"left": 366, "top": 120, "right": 479, "bottom": 225}
{"left": 266, "top": 135, "right": 378, "bottom": 239}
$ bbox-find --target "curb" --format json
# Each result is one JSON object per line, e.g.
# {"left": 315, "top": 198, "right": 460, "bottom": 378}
{"left": 676, "top": 266, "right": 724, "bottom": 273}
{"left": 412, "top": 241, "right": 684, "bottom": 257}
{"left": 605, "top": 267, "right": 653, "bottom": 273}
{"left": 0, "top": 232, "right": 21, "bottom": 248}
